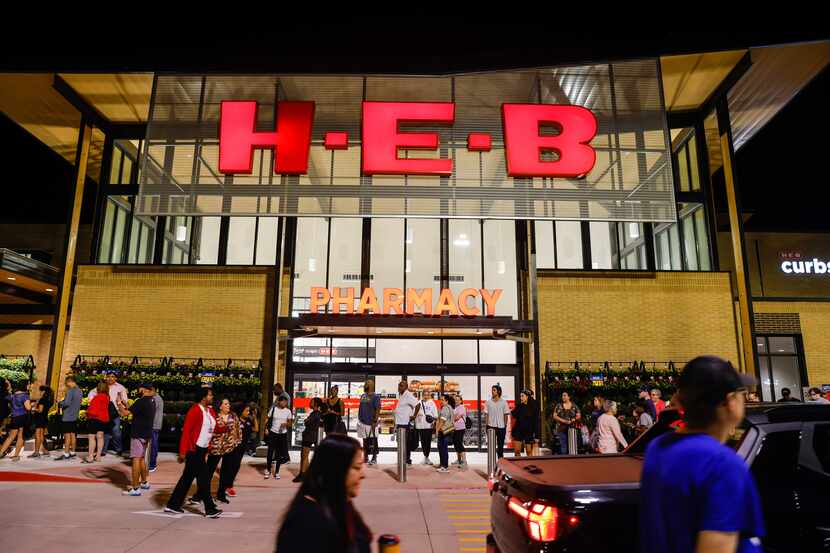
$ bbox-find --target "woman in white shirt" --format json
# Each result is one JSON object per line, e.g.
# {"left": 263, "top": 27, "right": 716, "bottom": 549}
{"left": 265, "top": 395, "right": 292, "bottom": 480}
{"left": 597, "top": 400, "right": 628, "bottom": 454}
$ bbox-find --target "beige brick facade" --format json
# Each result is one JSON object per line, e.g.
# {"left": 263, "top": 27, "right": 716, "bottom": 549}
{"left": 754, "top": 301, "right": 830, "bottom": 387}
{"left": 61, "top": 266, "right": 272, "bottom": 382}
{"left": 0, "top": 326, "right": 51, "bottom": 388}
{"left": 537, "top": 271, "right": 741, "bottom": 367}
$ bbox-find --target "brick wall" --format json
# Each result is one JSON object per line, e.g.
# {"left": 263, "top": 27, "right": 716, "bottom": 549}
{"left": 537, "top": 271, "right": 740, "bottom": 367}
{"left": 62, "top": 265, "right": 273, "bottom": 382}
{"left": 0, "top": 326, "right": 51, "bottom": 388}
{"left": 753, "top": 301, "right": 830, "bottom": 386}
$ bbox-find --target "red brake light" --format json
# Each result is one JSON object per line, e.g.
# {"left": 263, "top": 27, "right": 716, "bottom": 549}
{"left": 507, "top": 497, "right": 559, "bottom": 542}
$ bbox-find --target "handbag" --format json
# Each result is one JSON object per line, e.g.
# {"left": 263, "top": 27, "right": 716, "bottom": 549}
{"left": 465, "top": 415, "right": 473, "bottom": 430}
{"left": 421, "top": 401, "right": 435, "bottom": 424}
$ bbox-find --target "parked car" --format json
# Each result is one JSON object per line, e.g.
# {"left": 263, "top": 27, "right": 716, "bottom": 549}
{"left": 487, "top": 403, "right": 830, "bottom": 553}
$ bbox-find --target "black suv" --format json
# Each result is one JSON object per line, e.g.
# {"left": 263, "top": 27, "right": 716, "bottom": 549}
{"left": 487, "top": 403, "right": 830, "bottom": 552}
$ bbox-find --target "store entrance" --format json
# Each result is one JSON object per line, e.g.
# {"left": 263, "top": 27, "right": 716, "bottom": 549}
{"left": 289, "top": 367, "right": 517, "bottom": 451}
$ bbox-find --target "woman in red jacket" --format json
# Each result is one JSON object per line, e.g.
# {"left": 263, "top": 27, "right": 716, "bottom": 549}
{"left": 83, "top": 382, "right": 110, "bottom": 463}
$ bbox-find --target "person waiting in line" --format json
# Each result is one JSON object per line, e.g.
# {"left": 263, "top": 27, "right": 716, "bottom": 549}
{"left": 0, "top": 380, "right": 31, "bottom": 461}
{"left": 777, "top": 387, "right": 801, "bottom": 402}
{"left": 597, "top": 400, "right": 627, "bottom": 454}
{"left": 322, "top": 385, "right": 345, "bottom": 435}
{"left": 631, "top": 398, "right": 654, "bottom": 436}
{"left": 265, "top": 394, "right": 292, "bottom": 480}
{"left": 294, "top": 397, "right": 323, "bottom": 483}
{"left": 650, "top": 389, "right": 667, "bottom": 417}
{"left": 166, "top": 387, "right": 222, "bottom": 518}
{"left": 244, "top": 402, "right": 260, "bottom": 455}
{"left": 224, "top": 402, "right": 254, "bottom": 496}
{"left": 0, "top": 378, "right": 11, "bottom": 439}
{"left": 413, "top": 391, "right": 438, "bottom": 465}
{"left": 88, "top": 371, "right": 128, "bottom": 456}
{"left": 191, "top": 397, "right": 240, "bottom": 504}
{"left": 640, "top": 356, "right": 763, "bottom": 553}
{"left": 119, "top": 383, "right": 156, "bottom": 496}
{"left": 484, "top": 384, "right": 510, "bottom": 459}
{"left": 435, "top": 394, "right": 454, "bottom": 473}
{"left": 638, "top": 389, "right": 658, "bottom": 421}
{"left": 394, "top": 380, "right": 418, "bottom": 465}
{"left": 57, "top": 375, "right": 81, "bottom": 460}
{"left": 82, "top": 382, "right": 110, "bottom": 463}
{"left": 807, "top": 387, "right": 830, "bottom": 404}
{"left": 30, "top": 385, "right": 54, "bottom": 458}
{"left": 275, "top": 434, "right": 371, "bottom": 553}
{"left": 357, "top": 380, "right": 381, "bottom": 466}
{"left": 148, "top": 385, "right": 163, "bottom": 473}
{"left": 552, "top": 391, "right": 581, "bottom": 455}
{"left": 451, "top": 393, "right": 468, "bottom": 469}
{"left": 511, "top": 390, "right": 539, "bottom": 457}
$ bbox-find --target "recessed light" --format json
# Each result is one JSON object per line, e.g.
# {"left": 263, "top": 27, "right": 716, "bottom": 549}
{"left": 427, "top": 331, "right": 435, "bottom": 335}
{"left": 7, "top": 277, "right": 15, "bottom": 281}
{"left": 45, "top": 288, "right": 54, "bottom": 292}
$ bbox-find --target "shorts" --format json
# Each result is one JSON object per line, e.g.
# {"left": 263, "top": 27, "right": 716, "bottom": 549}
{"left": 34, "top": 414, "right": 49, "bottom": 429}
{"left": 130, "top": 437, "right": 149, "bottom": 459}
{"left": 356, "top": 421, "right": 377, "bottom": 439}
{"left": 87, "top": 419, "right": 108, "bottom": 433}
{"left": 8, "top": 414, "right": 29, "bottom": 430}
{"left": 61, "top": 420, "right": 78, "bottom": 434}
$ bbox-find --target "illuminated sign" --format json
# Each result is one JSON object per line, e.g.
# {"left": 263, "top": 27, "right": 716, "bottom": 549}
{"left": 780, "top": 258, "right": 829, "bottom": 275}
{"left": 218, "top": 101, "right": 597, "bottom": 178}
{"left": 309, "top": 287, "right": 503, "bottom": 316}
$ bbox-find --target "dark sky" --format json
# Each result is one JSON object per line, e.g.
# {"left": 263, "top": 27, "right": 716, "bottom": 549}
{"left": 0, "top": 29, "right": 828, "bottom": 231}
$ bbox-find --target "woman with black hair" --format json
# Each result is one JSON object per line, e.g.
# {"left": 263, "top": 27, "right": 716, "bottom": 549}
{"left": 324, "top": 385, "right": 345, "bottom": 435}
{"left": 0, "top": 380, "right": 31, "bottom": 461}
{"left": 30, "top": 385, "right": 54, "bottom": 458}
{"left": 511, "top": 390, "right": 539, "bottom": 457}
{"left": 276, "top": 434, "right": 371, "bottom": 553}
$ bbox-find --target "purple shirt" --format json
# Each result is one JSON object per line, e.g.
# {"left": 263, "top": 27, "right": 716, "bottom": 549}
{"left": 453, "top": 405, "right": 467, "bottom": 431}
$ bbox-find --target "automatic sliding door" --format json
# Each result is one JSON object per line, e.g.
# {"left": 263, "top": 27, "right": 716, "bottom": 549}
{"left": 291, "top": 373, "right": 328, "bottom": 447}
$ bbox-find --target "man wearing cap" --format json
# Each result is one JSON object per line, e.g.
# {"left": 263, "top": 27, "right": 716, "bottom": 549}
{"left": 118, "top": 383, "right": 156, "bottom": 496}
{"left": 640, "top": 355, "right": 764, "bottom": 553}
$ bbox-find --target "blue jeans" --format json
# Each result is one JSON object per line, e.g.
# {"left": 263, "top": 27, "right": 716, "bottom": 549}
{"left": 148, "top": 429, "right": 160, "bottom": 469}
{"left": 103, "top": 416, "right": 122, "bottom": 453}
{"left": 556, "top": 431, "right": 569, "bottom": 455}
{"left": 437, "top": 432, "right": 449, "bottom": 468}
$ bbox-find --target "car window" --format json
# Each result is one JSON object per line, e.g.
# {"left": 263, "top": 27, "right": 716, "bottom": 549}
{"left": 813, "top": 424, "right": 830, "bottom": 473}
{"left": 726, "top": 422, "right": 750, "bottom": 451}
{"left": 751, "top": 430, "right": 801, "bottom": 485}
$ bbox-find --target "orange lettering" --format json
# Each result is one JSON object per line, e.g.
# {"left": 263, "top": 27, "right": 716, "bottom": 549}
{"left": 405, "top": 288, "right": 433, "bottom": 315}
{"left": 310, "top": 287, "right": 331, "bottom": 314}
{"left": 480, "top": 288, "right": 503, "bottom": 316}
{"left": 332, "top": 287, "right": 355, "bottom": 314}
{"left": 435, "top": 289, "right": 459, "bottom": 316}
{"left": 382, "top": 288, "right": 405, "bottom": 314}
{"left": 357, "top": 288, "right": 380, "bottom": 314}
{"left": 458, "top": 288, "right": 481, "bottom": 316}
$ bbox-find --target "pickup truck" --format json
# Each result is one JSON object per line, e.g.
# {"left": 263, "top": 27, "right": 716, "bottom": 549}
{"left": 486, "top": 403, "right": 830, "bottom": 553}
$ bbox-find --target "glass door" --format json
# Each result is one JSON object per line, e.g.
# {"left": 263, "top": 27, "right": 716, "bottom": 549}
{"left": 480, "top": 375, "right": 516, "bottom": 452}
{"left": 757, "top": 335, "right": 805, "bottom": 401}
{"left": 329, "top": 373, "right": 367, "bottom": 441}
{"left": 291, "top": 373, "right": 329, "bottom": 446}
{"left": 444, "top": 375, "right": 481, "bottom": 449}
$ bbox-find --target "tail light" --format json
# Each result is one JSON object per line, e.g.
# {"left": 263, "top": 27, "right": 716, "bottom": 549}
{"left": 507, "top": 497, "right": 579, "bottom": 542}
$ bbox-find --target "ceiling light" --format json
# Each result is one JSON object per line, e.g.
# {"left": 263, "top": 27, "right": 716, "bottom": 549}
{"left": 405, "top": 228, "right": 414, "bottom": 244}
{"left": 453, "top": 233, "right": 470, "bottom": 247}
{"left": 7, "top": 277, "right": 16, "bottom": 281}
{"left": 497, "top": 261, "right": 506, "bottom": 275}
{"left": 427, "top": 331, "right": 435, "bottom": 335}
{"left": 45, "top": 288, "right": 54, "bottom": 292}
{"left": 628, "top": 223, "right": 640, "bottom": 239}
{"left": 308, "top": 258, "right": 317, "bottom": 272}
{"left": 405, "top": 259, "right": 412, "bottom": 273}
{"left": 175, "top": 225, "right": 187, "bottom": 242}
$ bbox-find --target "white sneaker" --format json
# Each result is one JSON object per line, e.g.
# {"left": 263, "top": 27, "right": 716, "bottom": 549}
{"left": 122, "top": 488, "right": 141, "bottom": 496}
{"left": 140, "top": 481, "right": 151, "bottom": 490}
{"left": 422, "top": 457, "right": 433, "bottom": 465}
{"left": 436, "top": 467, "right": 450, "bottom": 473}
{"left": 263, "top": 471, "right": 270, "bottom": 480}
{"left": 274, "top": 474, "right": 281, "bottom": 480}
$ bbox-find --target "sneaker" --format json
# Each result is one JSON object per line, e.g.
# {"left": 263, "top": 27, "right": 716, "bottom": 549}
{"left": 187, "top": 496, "right": 200, "bottom": 505}
{"left": 28, "top": 453, "right": 40, "bottom": 459}
{"left": 263, "top": 471, "right": 270, "bottom": 480}
{"left": 368, "top": 459, "right": 377, "bottom": 466}
{"left": 164, "top": 506, "right": 184, "bottom": 514}
{"left": 436, "top": 467, "right": 450, "bottom": 473}
{"left": 148, "top": 467, "right": 158, "bottom": 473}
{"left": 216, "top": 496, "right": 230, "bottom": 504}
{"left": 274, "top": 474, "right": 281, "bottom": 480}
{"left": 68, "top": 452, "right": 76, "bottom": 458}
{"left": 226, "top": 488, "right": 237, "bottom": 497}
{"left": 140, "top": 481, "right": 151, "bottom": 490}
{"left": 452, "top": 460, "right": 461, "bottom": 465}
{"left": 205, "top": 509, "right": 223, "bottom": 519}
{"left": 422, "top": 457, "right": 433, "bottom": 465}
{"left": 122, "top": 488, "right": 141, "bottom": 496}
{"left": 406, "top": 459, "right": 412, "bottom": 465}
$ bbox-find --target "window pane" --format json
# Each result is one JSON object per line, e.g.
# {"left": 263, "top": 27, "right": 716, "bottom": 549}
{"left": 688, "top": 134, "right": 701, "bottom": 191}
{"left": 771, "top": 356, "right": 802, "bottom": 401}
{"left": 443, "top": 340, "right": 478, "bottom": 364}
{"left": 255, "top": 217, "right": 279, "bottom": 265}
{"left": 589, "top": 222, "right": 614, "bottom": 269}
{"left": 331, "top": 338, "right": 367, "bottom": 363}
{"left": 682, "top": 215, "right": 698, "bottom": 270}
{"left": 768, "top": 336, "right": 795, "bottom": 354}
{"left": 759, "top": 357, "right": 772, "bottom": 401}
{"left": 375, "top": 339, "right": 441, "bottom": 363}
{"left": 121, "top": 156, "right": 133, "bottom": 185}
{"left": 293, "top": 337, "right": 331, "bottom": 362}
{"left": 328, "top": 218, "right": 363, "bottom": 311}
{"left": 406, "top": 219, "right": 441, "bottom": 313}
{"left": 293, "top": 218, "right": 329, "bottom": 314}
{"left": 677, "top": 144, "right": 690, "bottom": 192}
{"left": 227, "top": 217, "right": 256, "bottom": 265}
{"left": 127, "top": 217, "right": 140, "bottom": 263}
{"left": 111, "top": 206, "right": 126, "bottom": 263}
{"left": 98, "top": 200, "right": 115, "bottom": 262}
{"left": 371, "top": 218, "right": 404, "bottom": 301}
{"left": 109, "top": 151, "right": 122, "bottom": 185}
{"left": 534, "top": 220, "right": 555, "bottom": 269}
{"left": 694, "top": 208, "right": 711, "bottom": 270}
{"left": 656, "top": 230, "right": 671, "bottom": 270}
{"left": 484, "top": 220, "right": 518, "bottom": 318}
{"left": 479, "top": 340, "right": 516, "bottom": 364}
{"left": 756, "top": 337, "right": 767, "bottom": 354}
{"left": 194, "top": 217, "right": 221, "bottom": 264}
{"left": 449, "top": 219, "right": 483, "bottom": 310}
{"left": 669, "top": 224, "right": 682, "bottom": 270}
{"left": 555, "top": 221, "right": 583, "bottom": 269}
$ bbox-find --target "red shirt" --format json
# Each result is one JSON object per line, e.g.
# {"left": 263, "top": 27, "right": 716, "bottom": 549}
{"left": 179, "top": 403, "right": 219, "bottom": 457}
{"left": 87, "top": 394, "right": 110, "bottom": 423}
{"left": 654, "top": 399, "right": 666, "bottom": 417}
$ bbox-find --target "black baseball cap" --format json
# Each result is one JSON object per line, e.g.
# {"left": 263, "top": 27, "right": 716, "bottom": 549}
{"left": 678, "top": 356, "right": 756, "bottom": 406}
{"left": 139, "top": 382, "right": 154, "bottom": 390}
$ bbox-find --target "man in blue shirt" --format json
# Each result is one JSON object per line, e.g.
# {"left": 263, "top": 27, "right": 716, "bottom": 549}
{"left": 640, "top": 355, "right": 764, "bottom": 553}
{"left": 357, "top": 379, "right": 381, "bottom": 465}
